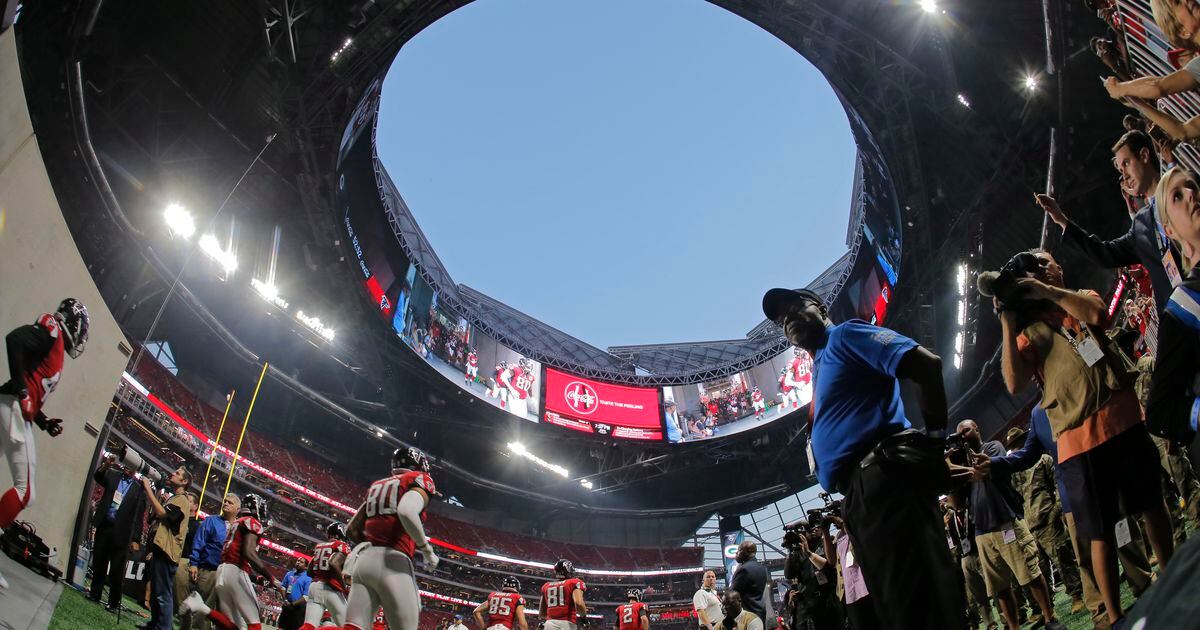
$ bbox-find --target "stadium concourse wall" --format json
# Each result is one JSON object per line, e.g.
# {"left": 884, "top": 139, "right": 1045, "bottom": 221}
{"left": 0, "top": 28, "right": 129, "bottom": 561}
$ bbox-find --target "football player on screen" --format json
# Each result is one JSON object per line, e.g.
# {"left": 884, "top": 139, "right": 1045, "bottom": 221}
{"left": 615, "top": 589, "right": 648, "bottom": 630}
{"left": 465, "top": 348, "right": 479, "bottom": 387}
{"left": 474, "top": 576, "right": 528, "bottom": 630}
{"left": 788, "top": 347, "right": 812, "bottom": 404}
{"left": 341, "top": 447, "right": 439, "bottom": 630}
{"left": 504, "top": 358, "right": 535, "bottom": 419}
{"left": 489, "top": 361, "right": 510, "bottom": 408}
{"left": 540, "top": 559, "right": 587, "bottom": 630}
{"left": 0, "top": 298, "right": 89, "bottom": 588}
{"left": 180, "top": 494, "right": 280, "bottom": 630}
{"left": 750, "top": 386, "right": 765, "bottom": 420}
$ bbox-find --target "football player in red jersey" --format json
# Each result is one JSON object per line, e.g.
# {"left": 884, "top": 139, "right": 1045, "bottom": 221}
{"left": 539, "top": 559, "right": 587, "bottom": 630}
{"left": 372, "top": 607, "right": 389, "bottom": 630}
{"left": 615, "top": 589, "right": 648, "bottom": 630}
{"left": 465, "top": 349, "right": 479, "bottom": 387}
{"left": 341, "top": 447, "right": 439, "bottom": 630}
{"left": 302, "top": 522, "right": 353, "bottom": 629}
{"left": 180, "top": 494, "right": 278, "bottom": 630}
{"left": 776, "top": 367, "right": 796, "bottom": 415}
{"left": 474, "top": 575, "right": 528, "bottom": 630}
{"left": 788, "top": 348, "right": 812, "bottom": 401}
{"left": 750, "top": 387, "right": 765, "bottom": 420}
{"left": 504, "top": 358, "right": 535, "bottom": 418}
{"left": 489, "top": 361, "right": 510, "bottom": 408}
{"left": 0, "top": 298, "right": 88, "bottom": 586}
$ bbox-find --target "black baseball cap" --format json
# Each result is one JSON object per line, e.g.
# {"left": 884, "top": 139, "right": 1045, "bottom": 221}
{"left": 762, "top": 288, "right": 823, "bottom": 322}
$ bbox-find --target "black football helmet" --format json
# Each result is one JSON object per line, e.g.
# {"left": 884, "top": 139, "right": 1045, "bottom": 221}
{"left": 392, "top": 446, "right": 431, "bottom": 474}
{"left": 793, "top": 347, "right": 803, "bottom": 357}
{"left": 241, "top": 493, "right": 269, "bottom": 523}
{"left": 518, "top": 357, "right": 531, "bottom": 370}
{"left": 502, "top": 575, "right": 521, "bottom": 591}
{"left": 327, "top": 522, "right": 347, "bottom": 541}
{"left": 56, "top": 298, "right": 90, "bottom": 359}
{"left": 499, "top": 360, "right": 509, "bottom": 369}
{"left": 627, "top": 588, "right": 642, "bottom": 602}
{"left": 553, "top": 558, "right": 574, "bottom": 578}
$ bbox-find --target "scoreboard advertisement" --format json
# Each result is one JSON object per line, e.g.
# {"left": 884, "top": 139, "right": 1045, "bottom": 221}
{"left": 543, "top": 368, "right": 663, "bottom": 440}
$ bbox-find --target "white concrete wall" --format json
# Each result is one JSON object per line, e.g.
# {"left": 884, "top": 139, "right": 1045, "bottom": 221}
{"left": 0, "top": 28, "right": 129, "bottom": 564}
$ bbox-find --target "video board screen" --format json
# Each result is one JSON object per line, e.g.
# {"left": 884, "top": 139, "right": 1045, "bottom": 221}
{"left": 661, "top": 347, "right": 813, "bottom": 443}
{"left": 543, "top": 368, "right": 663, "bottom": 440}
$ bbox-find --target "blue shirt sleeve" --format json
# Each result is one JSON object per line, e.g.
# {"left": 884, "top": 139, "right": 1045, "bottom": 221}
{"left": 189, "top": 517, "right": 211, "bottom": 566}
{"left": 990, "top": 426, "right": 1044, "bottom": 475}
{"left": 837, "top": 321, "right": 918, "bottom": 377}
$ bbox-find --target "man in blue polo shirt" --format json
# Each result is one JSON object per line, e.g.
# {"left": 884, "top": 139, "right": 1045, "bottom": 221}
{"left": 762, "top": 287, "right": 967, "bottom": 630}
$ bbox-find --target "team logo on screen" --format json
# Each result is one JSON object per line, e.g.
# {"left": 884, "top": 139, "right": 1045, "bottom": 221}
{"left": 564, "top": 381, "right": 599, "bottom": 415}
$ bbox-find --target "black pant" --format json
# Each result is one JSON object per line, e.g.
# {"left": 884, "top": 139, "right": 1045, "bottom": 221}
{"left": 89, "top": 521, "right": 129, "bottom": 607}
{"left": 845, "top": 597, "right": 880, "bottom": 630}
{"left": 147, "top": 549, "right": 177, "bottom": 630}
{"left": 278, "top": 599, "right": 307, "bottom": 630}
{"left": 843, "top": 451, "right": 966, "bottom": 630}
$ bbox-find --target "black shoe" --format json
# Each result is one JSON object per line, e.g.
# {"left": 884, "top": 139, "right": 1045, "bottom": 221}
{"left": 105, "top": 604, "right": 121, "bottom": 614}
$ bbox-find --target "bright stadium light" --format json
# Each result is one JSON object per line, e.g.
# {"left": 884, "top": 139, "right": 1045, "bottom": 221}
{"left": 250, "top": 278, "right": 289, "bottom": 310}
{"left": 1024, "top": 74, "right": 1039, "bottom": 91}
{"left": 579, "top": 479, "right": 594, "bottom": 490}
{"left": 296, "top": 310, "right": 335, "bottom": 341}
{"left": 506, "top": 442, "right": 568, "bottom": 477}
{"left": 163, "top": 203, "right": 195, "bottom": 239}
{"left": 331, "top": 37, "right": 353, "bottom": 62}
{"left": 920, "top": 0, "right": 937, "bottom": 14}
{"left": 198, "top": 233, "right": 237, "bottom": 275}
{"left": 956, "top": 93, "right": 970, "bottom": 108}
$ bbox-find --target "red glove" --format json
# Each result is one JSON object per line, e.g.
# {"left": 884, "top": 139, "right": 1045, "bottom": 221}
{"left": 18, "top": 389, "right": 36, "bottom": 422}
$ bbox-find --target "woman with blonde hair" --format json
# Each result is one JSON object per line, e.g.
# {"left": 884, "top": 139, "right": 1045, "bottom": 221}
{"left": 1146, "top": 165, "right": 1200, "bottom": 444}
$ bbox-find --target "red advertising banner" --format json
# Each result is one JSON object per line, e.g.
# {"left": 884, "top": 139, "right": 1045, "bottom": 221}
{"left": 543, "top": 368, "right": 663, "bottom": 440}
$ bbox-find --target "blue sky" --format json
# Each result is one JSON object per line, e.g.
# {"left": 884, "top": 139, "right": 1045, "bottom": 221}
{"left": 377, "top": 0, "right": 856, "bottom": 350}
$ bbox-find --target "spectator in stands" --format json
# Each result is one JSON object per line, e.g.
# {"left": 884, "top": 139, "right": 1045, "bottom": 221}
{"left": 1150, "top": 0, "right": 1200, "bottom": 53}
{"left": 761, "top": 287, "right": 966, "bottom": 630}
{"left": 693, "top": 570, "right": 722, "bottom": 630}
{"left": 987, "top": 248, "right": 1174, "bottom": 627}
{"left": 143, "top": 466, "right": 194, "bottom": 630}
{"left": 449, "top": 613, "right": 469, "bottom": 630}
{"left": 729, "top": 542, "right": 771, "bottom": 627}
{"left": 1148, "top": 165, "right": 1200, "bottom": 448}
{"left": 956, "top": 419, "right": 1064, "bottom": 630}
{"left": 88, "top": 454, "right": 150, "bottom": 612}
{"left": 279, "top": 557, "right": 313, "bottom": 630}
{"left": 182, "top": 494, "right": 240, "bottom": 630}
{"left": 716, "top": 591, "right": 761, "bottom": 630}
{"left": 1033, "top": 131, "right": 1182, "bottom": 316}
{"left": 665, "top": 401, "right": 683, "bottom": 443}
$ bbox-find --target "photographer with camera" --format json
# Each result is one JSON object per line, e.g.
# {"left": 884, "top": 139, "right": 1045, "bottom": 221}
{"left": 986, "top": 248, "right": 1174, "bottom": 628}
{"left": 87, "top": 452, "right": 150, "bottom": 612}
{"left": 143, "top": 465, "right": 194, "bottom": 630}
{"left": 812, "top": 508, "right": 876, "bottom": 630}
{"left": 954, "top": 420, "right": 1063, "bottom": 630}
{"left": 761, "top": 288, "right": 968, "bottom": 630}
{"left": 781, "top": 520, "right": 837, "bottom": 630}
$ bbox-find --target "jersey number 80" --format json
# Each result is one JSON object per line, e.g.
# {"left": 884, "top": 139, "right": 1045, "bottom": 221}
{"left": 365, "top": 478, "right": 403, "bottom": 517}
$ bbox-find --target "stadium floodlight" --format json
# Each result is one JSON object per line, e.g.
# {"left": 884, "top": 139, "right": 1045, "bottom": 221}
{"left": 956, "top": 263, "right": 967, "bottom": 296}
{"left": 198, "top": 233, "right": 238, "bottom": 275}
{"left": 296, "top": 310, "right": 335, "bottom": 341}
{"left": 1024, "top": 75, "right": 1039, "bottom": 91}
{"left": 163, "top": 203, "right": 195, "bottom": 239}
{"left": 506, "top": 441, "right": 568, "bottom": 477}
{"left": 579, "top": 479, "right": 594, "bottom": 490}
{"left": 956, "top": 93, "right": 970, "bottom": 108}
{"left": 250, "top": 278, "right": 289, "bottom": 310}
{"left": 331, "top": 37, "right": 353, "bottom": 62}
{"left": 919, "top": 0, "right": 937, "bottom": 14}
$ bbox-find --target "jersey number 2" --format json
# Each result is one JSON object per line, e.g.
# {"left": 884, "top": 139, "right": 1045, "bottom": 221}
{"left": 622, "top": 606, "right": 635, "bottom": 625}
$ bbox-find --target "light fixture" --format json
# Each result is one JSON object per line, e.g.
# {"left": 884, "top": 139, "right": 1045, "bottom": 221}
{"left": 956, "top": 263, "right": 967, "bottom": 296}
{"left": 957, "top": 300, "right": 966, "bottom": 326}
{"left": 919, "top": 0, "right": 937, "bottom": 14}
{"left": 1024, "top": 75, "right": 1039, "bottom": 91}
{"left": 164, "top": 203, "right": 195, "bottom": 239}
{"left": 199, "top": 233, "right": 237, "bottom": 275}
{"left": 956, "top": 93, "right": 970, "bottom": 108}
{"left": 506, "top": 442, "right": 568, "bottom": 478}
{"left": 296, "top": 310, "right": 335, "bottom": 341}
{"left": 250, "top": 278, "right": 289, "bottom": 310}
{"left": 954, "top": 331, "right": 964, "bottom": 354}
{"left": 331, "top": 37, "right": 353, "bottom": 62}
{"left": 579, "top": 479, "right": 594, "bottom": 490}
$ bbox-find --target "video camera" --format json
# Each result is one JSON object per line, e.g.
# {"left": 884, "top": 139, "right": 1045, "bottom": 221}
{"left": 111, "top": 443, "right": 163, "bottom": 483}
{"left": 977, "top": 251, "right": 1043, "bottom": 310}
{"left": 944, "top": 433, "right": 974, "bottom": 467}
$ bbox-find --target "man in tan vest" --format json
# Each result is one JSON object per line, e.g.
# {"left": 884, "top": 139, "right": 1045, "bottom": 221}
{"left": 715, "top": 591, "right": 762, "bottom": 630}
{"left": 142, "top": 466, "right": 194, "bottom": 630}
